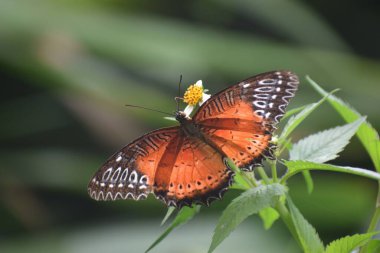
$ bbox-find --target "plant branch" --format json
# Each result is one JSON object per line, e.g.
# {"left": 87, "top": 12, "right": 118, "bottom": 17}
{"left": 271, "top": 161, "right": 278, "bottom": 182}
{"left": 360, "top": 182, "right": 380, "bottom": 253}
{"left": 257, "top": 167, "right": 271, "bottom": 184}
{"left": 274, "top": 200, "right": 303, "bottom": 249}
{"left": 241, "top": 172, "right": 258, "bottom": 188}
{"left": 281, "top": 162, "right": 380, "bottom": 183}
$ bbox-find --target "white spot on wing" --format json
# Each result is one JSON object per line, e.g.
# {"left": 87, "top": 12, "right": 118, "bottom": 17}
{"left": 120, "top": 168, "right": 129, "bottom": 181}
{"left": 111, "top": 167, "right": 122, "bottom": 182}
{"left": 129, "top": 170, "right": 138, "bottom": 184}
{"left": 102, "top": 167, "right": 113, "bottom": 181}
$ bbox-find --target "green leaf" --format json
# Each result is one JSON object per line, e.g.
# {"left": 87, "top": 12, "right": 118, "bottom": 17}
{"left": 307, "top": 76, "right": 380, "bottom": 172}
{"left": 229, "top": 182, "right": 250, "bottom": 190}
{"left": 232, "top": 171, "right": 251, "bottom": 190}
{"left": 226, "top": 158, "right": 253, "bottom": 190}
{"left": 287, "top": 196, "right": 324, "bottom": 253}
{"left": 160, "top": 206, "right": 176, "bottom": 226}
{"left": 208, "top": 184, "right": 287, "bottom": 253}
{"left": 146, "top": 205, "right": 200, "bottom": 253}
{"left": 259, "top": 207, "right": 280, "bottom": 230}
{"left": 280, "top": 90, "right": 337, "bottom": 141}
{"left": 289, "top": 118, "right": 365, "bottom": 163}
{"left": 282, "top": 104, "right": 308, "bottom": 121}
{"left": 282, "top": 160, "right": 380, "bottom": 183}
{"left": 284, "top": 117, "right": 364, "bottom": 195}
{"left": 325, "top": 232, "right": 378, "bottom": 253}
{"left": 366, "top": 240, "right": 380, "bottom": 253}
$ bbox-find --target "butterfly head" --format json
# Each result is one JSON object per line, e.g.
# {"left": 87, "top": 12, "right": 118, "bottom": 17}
{"left": 175, "top": 111, "right": 190, "bottom": 123}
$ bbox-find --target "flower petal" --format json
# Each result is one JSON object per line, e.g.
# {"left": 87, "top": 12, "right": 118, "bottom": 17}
{"left": 200, "top": 93, "right": 211, "bottom": 105}
{"left": 184, "top": 105, "right": 194, "bottom": 117}
{"left": 163, "top": 116, "right": 176, "bottom": 121}
{"left": 195, "top": 80, "right": 203, "bottom": 87}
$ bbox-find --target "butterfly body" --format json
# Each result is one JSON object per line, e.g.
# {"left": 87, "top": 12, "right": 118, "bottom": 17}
{"left": 88, "top": 71, "right": 299, "bottom": 208}
{"left": 175, "top": 111, "right": 202, "bottom": 137}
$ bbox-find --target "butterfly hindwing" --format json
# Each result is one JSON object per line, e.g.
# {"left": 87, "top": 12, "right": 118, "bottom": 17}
{"left": 200, "top": 124, "right": 273, "bottom": 170}
{"left": 88, "top": 127, "right": 180, "bottom": 201}
{"left": 194, "top": 70, "right": 299, "bottom": 170}
{"left": 88, "top": 126, "right": 234, "bottom": 208}
{"left": 154, "top": 134, "right": 234, "bottom": 208}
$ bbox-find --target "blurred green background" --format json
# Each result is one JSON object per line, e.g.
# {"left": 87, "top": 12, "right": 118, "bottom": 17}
{"left": 1, "top": 0, "right": 380, "bottom": 252}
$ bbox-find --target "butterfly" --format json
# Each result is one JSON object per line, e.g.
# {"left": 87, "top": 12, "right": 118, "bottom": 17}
{"left": 88, "top": 71, "right": 299, "bottom": 208}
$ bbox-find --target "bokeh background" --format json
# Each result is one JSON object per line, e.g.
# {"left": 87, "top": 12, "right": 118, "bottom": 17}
{"left": 1, "top": 0, "right": 380, "bottom": 252}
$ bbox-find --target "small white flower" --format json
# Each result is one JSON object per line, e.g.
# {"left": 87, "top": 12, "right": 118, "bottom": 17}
{"left": 270, "top": 135, "right": 279, "bottom": 144}
{"left": 182, "top": 80, "right": 211, "bottom": 117}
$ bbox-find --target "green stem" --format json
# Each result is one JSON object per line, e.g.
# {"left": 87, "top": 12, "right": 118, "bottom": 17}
{"left": 241, "top": 172, "right": 258, "bottom": 188}
{"left": 275, "top": 200, "right": 303, "bottom": 249}
{"left": 257, "top": 167, "right": 271, "bottom": 184}
{"left": 226, "top": 158, "right": 256, "bottom": 188}
{"left": 360, "top": 182, "right": 380, "bottom": 253}
{"left": 271, "top": 161, "right": 278, "bottom": 182}
{"left": 367, "top": 203, "right": 380, "bottom": 233}
{"left": 280, "top": 163, "right": 380, "bottom": 183}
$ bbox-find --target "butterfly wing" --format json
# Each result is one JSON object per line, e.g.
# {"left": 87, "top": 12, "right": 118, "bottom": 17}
{"left": 88, "top": 126, "right": 180, "bottom": 201}
{"left": 193, "top": 70, "right": 299, "bottom": 170}
{"left": 153, "top": 133, "right": 234, "bottom": 208}
{"left": 88, "top": 70, "right": 298, "bottom": 207}
{"left": 88, "top": 126, "right": 234, "bottom": 208}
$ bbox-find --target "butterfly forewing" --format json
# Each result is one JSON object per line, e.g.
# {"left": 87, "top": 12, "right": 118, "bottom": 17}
{"left": 194, "top": 71, "right": 299, "bottom": 170}
{"left": 194, "top": 71, "right": 298, "bottom": 125}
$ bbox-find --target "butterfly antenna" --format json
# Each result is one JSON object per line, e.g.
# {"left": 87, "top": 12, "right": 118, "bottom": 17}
{"left": 176, "top": 74, "right": 183, "bottom": 112}
{"left": 124, "top": 104, "right": 174, "bottom": 116}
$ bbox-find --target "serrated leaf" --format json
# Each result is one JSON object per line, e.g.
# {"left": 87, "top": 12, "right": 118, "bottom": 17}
{"left": 287, "top": 197, "right": 324, "bottom": 253}
{"left": 259, "top": 207, "right": 280, "bottom": 230}
{"left": 325, "top": 232, "right": 378, "bottom": 253}
{"left": 289, "top": 118, "right": 365, "bottom": 163}
{"left": 366, "top": 239, "right": 380, "bottom": 253}
{"left": 208, "top": 184, "right": 287, "bottom": 253}
{"left": 289, "top": 114, "right": 365, "bottom": 195}
{"left": 282, "top": 160, "right": 380, "bottom": 182}
{"left": 280, "top": 90, "right": 336, "bottom": 141}
{"left": 146, "top": 205, "right": 200, "bottom": 253}
{"left": 307, "top": 76, "right": 380, "bottom": 172}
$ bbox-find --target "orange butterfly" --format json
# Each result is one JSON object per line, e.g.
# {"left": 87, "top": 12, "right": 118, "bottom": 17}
{"left": 88, "top": 71, "right": 299, "bottom": 208}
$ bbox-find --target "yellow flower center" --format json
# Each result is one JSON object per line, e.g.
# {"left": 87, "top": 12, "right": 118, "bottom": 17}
{"left": 183, "top": 84, "right": 203, "bottom": 106}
